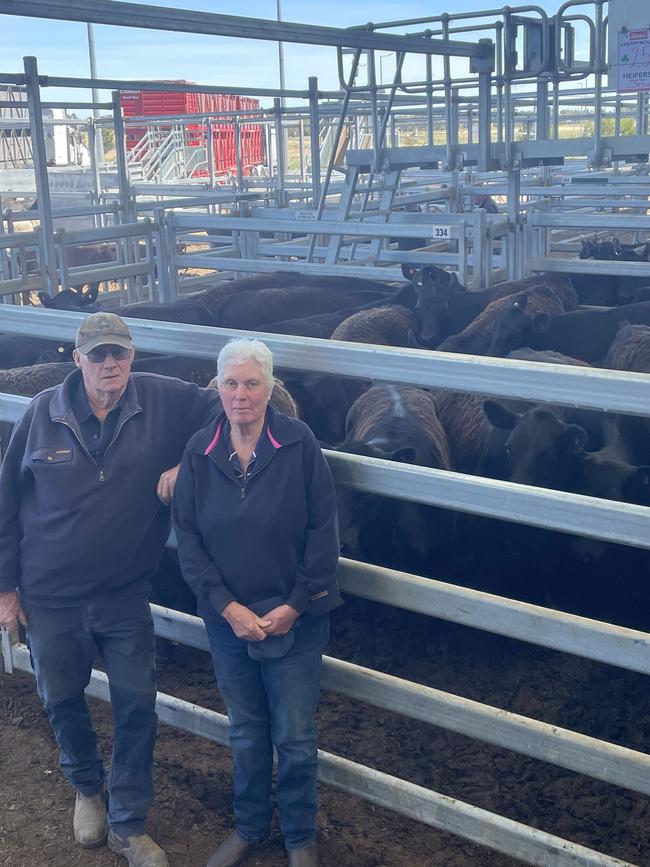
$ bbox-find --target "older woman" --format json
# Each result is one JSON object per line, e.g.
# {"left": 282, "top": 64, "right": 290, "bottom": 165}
{"left": 172, "top": 338, "right": 341, "bottom": 867}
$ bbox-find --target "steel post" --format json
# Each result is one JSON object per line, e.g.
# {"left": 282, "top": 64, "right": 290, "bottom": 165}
{"left": 308, "top": 77, "right": 321, "bottom": 208}
{"left": 23, "top": 56, "right": 58, "bottom": 297}
{"left": 274, "top": 98, "right": 286, "bottom": 208}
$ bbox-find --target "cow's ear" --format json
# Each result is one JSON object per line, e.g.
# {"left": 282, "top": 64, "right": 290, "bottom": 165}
{"left": 564, "top": 424, "right": 587, "bottom": 454}
{"left": 612, "top": 238, "right": 624, "bottom": 258}
{"left": 37, "top": 291, "right": 54, "bottom": 308}
{"left": 579, "top": 239, "right": 590, "bottom": 258}
{"left": 532, "top": 312, "right": 551, "bottom": 333}
{"left": 447, "top": 272, "right": 464, "bottom": 295}
{"left": 401, "top": 264, "right": 418, "bottom": 281}
{"left": 391, "top": 446, "right": 417, "bottom": 464}
{"left": 85, "top": 283, "right": 100, "bottom": 303}
{"left": 483, "top": 400, "right": 518, "bottom": 430}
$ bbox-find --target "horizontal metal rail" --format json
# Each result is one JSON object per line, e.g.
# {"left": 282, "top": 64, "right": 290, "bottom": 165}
{"left": 2, "top": 643, "right": 638, "bottom": 866}
{"left": 530, "top": 258, "right": 650, "bottom": 277}
{"left": 2, "top": 395, "right": 650, "bottom": 549}
{"left": 150, "top": 602, "right": 650, "bottom": 794}
{"left": 0, "top": 310, "right": 649, "bottom": 417}
{"left": 176, "top": 255, "right": 406, "bottom": 281}
{"left": 2, "top": 0, "right": 492, "bottom": 58}
{"left": 171, "top": 212, "right": 469, "bottom": 239}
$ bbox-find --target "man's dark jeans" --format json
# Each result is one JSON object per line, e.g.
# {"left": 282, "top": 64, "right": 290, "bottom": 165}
{"left": 204, "top": 613, "right": 329, "bottom": 851}
{"left": 24, "top": 594, "right": 157, "bottom": 837}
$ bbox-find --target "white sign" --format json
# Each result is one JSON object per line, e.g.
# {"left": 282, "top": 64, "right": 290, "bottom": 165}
{"left": 294, "top": 210, "right": 317, "bottom": 220}
{"left": 617, "top": 29, "right": 650, "bottom": 92}
{"left": 431, "top": 225, "right": 451, "bottom": 240}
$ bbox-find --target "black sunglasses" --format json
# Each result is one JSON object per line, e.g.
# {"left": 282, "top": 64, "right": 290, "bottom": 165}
{"left": 83, "top": 345, "right": 131, "bottom": 363}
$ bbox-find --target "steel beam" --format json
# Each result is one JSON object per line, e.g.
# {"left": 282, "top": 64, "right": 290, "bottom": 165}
{"left": 0, "top": 0, "right": 490, "bottom": 58}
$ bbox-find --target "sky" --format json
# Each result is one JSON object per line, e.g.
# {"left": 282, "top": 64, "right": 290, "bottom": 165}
{"left": 0, "top": 0, "right": 568, "bottom": 109}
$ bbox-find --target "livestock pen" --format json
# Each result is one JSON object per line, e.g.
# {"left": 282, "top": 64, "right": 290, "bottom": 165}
{"left": 1, "top": 0, "right": 650, "bottom": 863}
{"left": 1, "top": 307, "right": 650, "bottom": 866}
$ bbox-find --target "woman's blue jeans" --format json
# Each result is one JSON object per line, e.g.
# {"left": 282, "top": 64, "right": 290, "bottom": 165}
{"left": 204, "top": 613, "right": 329, "bottom": 851}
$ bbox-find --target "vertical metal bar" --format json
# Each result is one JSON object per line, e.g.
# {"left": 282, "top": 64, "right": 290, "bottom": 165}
{"left": 426, "top": 53, "right": 434, "bottom": 147}
{"left": 274, "top": 98, "right": 286, "bottom": 208}
{"left": 477, "top": 69, "right": 491, "bottom": 172}
{"left": 592, "top": 0, "right": 604, "bottom": 168}
{"left": 86, "top": 23, "right": 105, "bottom": 165}
{"left": 298, "top": 118, "right": 305, "bottom": 182}
{"left": 111, "top": 90, "right": 136, "bottom": 301}
{"left": 234, "top": 117, "right": 244, "bottom": 192}
{"left": 153, "top": 207, "right": 168, "bottom": 304}
{"left": 23, "top": 56, "right": 58, "bottom": 298}
{"left": 495, "top": 21, "right": 504, "bottom": 143}
{"left": 507, "top": 169, "right": 520, "bottom": 280}
{"left": 442, "top": 15, "right": 454, "bottom": 170}
{"left": 536, "top": 81, "right": 549, "bottom": 140}
{"left": 308, "top": 77, "right": 321, "bottom": 209}
{"left": 111, "top": 91, "right": 133, "bottom": 223}
{"left": 206, "top": 118, "right": 215, "bottom": 190}
{"left": 87, "top": 123, "right": 102, "bottom": 228}
{"left": 367, "top": 51, "right": 382, "bottom": 173}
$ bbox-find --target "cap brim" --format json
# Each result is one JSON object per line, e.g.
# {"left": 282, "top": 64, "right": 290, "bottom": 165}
{"left": 76, "top": 334, "right": 133, "bottom": 354}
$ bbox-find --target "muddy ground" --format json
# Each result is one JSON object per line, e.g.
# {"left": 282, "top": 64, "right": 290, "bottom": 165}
{"left": 1, "top": 605, "right": 649, "bottom": 867}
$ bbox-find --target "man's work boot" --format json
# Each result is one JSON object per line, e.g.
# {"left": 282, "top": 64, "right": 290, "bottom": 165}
{"left": 206, "top": 830, "right": 270, "bottom": 867}
{"left": 287, "top": 843, "right": 319, "bottom": 867}
{"left": 107, "top": 830, "right": 169, "bottom": 867}
{"left": 73, "top": 790, "right": 108, "bottom": 848}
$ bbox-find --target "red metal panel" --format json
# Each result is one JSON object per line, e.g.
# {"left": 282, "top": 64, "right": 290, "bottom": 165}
{"left": 121, "top": 85, "right": 263, "bottom": 167}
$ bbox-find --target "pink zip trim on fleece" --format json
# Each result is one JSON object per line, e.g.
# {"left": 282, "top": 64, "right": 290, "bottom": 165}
{"left": 204, "top": 420, "right": 223, "bottom": 455}
{"left": 266, "top": 426, "right": 282, "bottom": 449}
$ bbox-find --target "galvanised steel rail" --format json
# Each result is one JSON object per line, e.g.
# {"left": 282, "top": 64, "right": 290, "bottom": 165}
{"left": 1, "top": 643, "right": 637, "bottom": 867}
{"left": 0, "top": 0, "right": 492, "bottom": 58}
{"left": 2, "top": 309, "right": 650, "bottom": 551}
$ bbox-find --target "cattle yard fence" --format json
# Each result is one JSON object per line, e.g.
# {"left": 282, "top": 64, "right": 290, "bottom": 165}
{"left": 1, "top": 308, "right": 649, "bottom": 867}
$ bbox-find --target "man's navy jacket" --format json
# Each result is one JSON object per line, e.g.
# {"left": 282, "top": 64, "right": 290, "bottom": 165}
{"left": 0, "top": 369, "right": 220, "bottom": 606}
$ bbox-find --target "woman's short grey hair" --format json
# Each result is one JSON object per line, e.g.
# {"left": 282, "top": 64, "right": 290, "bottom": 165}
{"left": 216, "top": 338, "right": 274, "bottom": 387}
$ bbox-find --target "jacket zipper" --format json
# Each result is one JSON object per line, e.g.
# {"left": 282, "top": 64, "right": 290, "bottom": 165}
{"left": 56, "top": 407, "right": 142, "bottom": 483}
{"left": 57, "top": 419, "right": 101, "bottom": 479}
{"left": 209, "top": 448, "right": 277, "bottom": 499}
{"left": 100, "top": 408, "right": 142, "bottom": 481}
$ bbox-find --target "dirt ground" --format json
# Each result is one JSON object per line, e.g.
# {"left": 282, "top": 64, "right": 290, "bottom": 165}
{"left": 1, "top": 606, "right": 650, "bottom": 867}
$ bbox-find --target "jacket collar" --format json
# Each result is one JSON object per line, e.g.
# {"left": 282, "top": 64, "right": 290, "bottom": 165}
{"left": 49, "top": 368, "right": 142, "bottom": 426}
{"left": 193, "top": 403, "right": 301, "bottom": 458}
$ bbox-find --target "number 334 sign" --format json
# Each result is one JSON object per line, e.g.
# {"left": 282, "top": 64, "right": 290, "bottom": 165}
{"left": 617, "top": 29, "right": 650, "bottom": 92}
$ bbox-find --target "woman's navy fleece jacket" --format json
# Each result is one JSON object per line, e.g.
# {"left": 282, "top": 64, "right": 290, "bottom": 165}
{"left": 172, "top": 405, "right": 342, "bottom": 621}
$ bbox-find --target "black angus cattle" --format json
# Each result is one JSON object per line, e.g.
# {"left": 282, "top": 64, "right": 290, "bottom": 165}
{"left": 487, "top": 297, "right": 650, "bottom": 361}
{"left": 257, "top": 307, "right": 361, "bottom": 338}
{"left": 280, "top": 304, "right": 422, "bottom": 444}
{"left": 402, "top": 264, "right": 574, "bottom": 346}
{"left": 330, "top": 305, "right": 419, "bottom": 347}
{"left": 0, "top": 334, "right": 73, "bottom": 369}
{"left": 574, "top": 237, "right": 650, "bottom": 306}
{"left": 38, "top": 284, "right": 100, "bottom": 310}
{"left": 216, "top": 285, "right": 391, "bottom": 330}
{"left": 336, "top": 384, "right": 453, "bottom": 661}
{"left": 437, "top": 285, "right": 577, "bottom": 356}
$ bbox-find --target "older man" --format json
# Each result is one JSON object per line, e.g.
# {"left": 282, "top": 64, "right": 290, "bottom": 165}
{"left": 0, "top": 312, "right": 220, "bottom": 867}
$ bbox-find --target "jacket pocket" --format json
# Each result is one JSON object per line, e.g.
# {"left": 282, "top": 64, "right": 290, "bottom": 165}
{"left": 31, "top": 447, "right": 73, "bottom": 464}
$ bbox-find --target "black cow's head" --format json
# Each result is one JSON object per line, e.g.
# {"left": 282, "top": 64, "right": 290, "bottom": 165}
{"left": 483, "top": 402, "right": 587, "bottom": 489}
{"left": 487, "top": 294, "right": 552, "bottom": 356}
{"left": 401, "top": 266, "right": 465, "bottom": 345}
